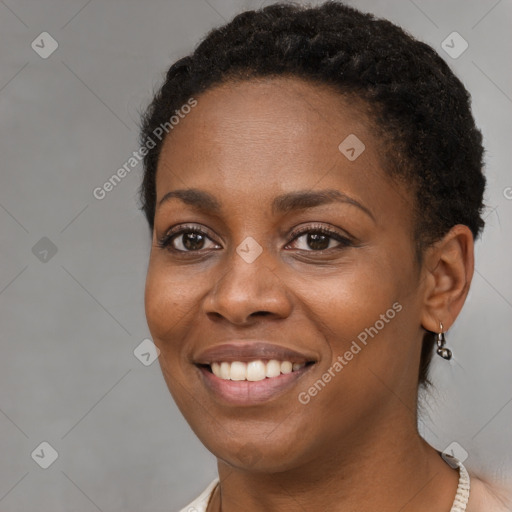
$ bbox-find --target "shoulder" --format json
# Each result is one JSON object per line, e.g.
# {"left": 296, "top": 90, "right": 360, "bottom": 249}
{"left": 177, "top": 478, "right": 219, "bottom": 512}
{"left": 466, "top": 474, "right": 512, "bottom": 512}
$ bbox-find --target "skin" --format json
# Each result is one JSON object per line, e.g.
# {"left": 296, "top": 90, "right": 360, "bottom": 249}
{"left": 144, "top": 77, "right": 478, "bottom": 511}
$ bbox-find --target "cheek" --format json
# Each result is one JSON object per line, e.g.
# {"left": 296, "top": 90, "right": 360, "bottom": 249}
{"left": 144, "top": 258, "right": 202, "bottom": 347}
{"left": 144, "top": 260, "right": 203, "bottom": 406}
{"left": 295, "top": 251, "right": 415, "bottom": 391}
{"left": 297, "top": 255, "right": 401, "bottom": 336}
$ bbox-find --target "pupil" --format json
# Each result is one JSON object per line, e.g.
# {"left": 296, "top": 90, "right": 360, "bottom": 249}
{"left": 184, "top": 233, "right": 204, "bottom": 250}
{"left": 308, "top": 233, "right": 329, "bottom": 250}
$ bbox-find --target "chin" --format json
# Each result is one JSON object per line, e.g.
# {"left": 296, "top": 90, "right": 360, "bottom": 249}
{"left": 207, "top": 436, "right": 309, "bottom": 473}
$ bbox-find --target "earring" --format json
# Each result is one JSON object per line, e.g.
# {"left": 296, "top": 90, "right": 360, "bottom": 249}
{"left": 436, "top": 322, "right": 452, "bottom": 360}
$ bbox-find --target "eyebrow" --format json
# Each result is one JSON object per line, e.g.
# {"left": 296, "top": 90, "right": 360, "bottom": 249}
{"left": 157, "top": 188, "right": 375, "bottom": 222}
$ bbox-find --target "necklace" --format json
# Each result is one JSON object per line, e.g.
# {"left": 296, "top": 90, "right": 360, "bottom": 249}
{"left": 448, "top": 456, "right": 471, "bottom": 512}
{"left": 205, "top": 456, "right": 471, "bottom": 511}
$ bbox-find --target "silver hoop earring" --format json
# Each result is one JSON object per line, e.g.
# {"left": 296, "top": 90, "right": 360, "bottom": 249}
{"left": 436, "top": 322, "right": 452, "bottom": 360}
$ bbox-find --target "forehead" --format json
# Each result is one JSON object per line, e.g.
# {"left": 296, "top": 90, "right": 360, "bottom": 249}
{"left": 155, "top": 77, "right": 411, "bottom": 217}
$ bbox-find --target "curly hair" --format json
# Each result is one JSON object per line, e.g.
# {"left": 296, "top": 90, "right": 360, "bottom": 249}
{"left": 138, "top": 1, "right": 486, "bottom": 388}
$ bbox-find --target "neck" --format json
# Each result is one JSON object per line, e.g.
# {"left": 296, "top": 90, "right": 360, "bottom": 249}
{"left": 210, "top": 413, "right": 460, "bottom": 511}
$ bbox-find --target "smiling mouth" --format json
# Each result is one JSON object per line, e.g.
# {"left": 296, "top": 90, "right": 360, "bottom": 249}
{"left": 199, "top": 359, "right": 316, "bottom": 381}
{"left": 193, "top": 341, "right": 318, "bottom": 404}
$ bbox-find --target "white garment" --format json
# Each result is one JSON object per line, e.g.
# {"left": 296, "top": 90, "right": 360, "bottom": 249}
{"left": 178, "top": 456, "right": 470, "bottom": 512}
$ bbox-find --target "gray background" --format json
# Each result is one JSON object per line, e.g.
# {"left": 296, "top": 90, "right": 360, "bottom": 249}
{"left": 0, "top": 0, "right": 511, "bottom": 510}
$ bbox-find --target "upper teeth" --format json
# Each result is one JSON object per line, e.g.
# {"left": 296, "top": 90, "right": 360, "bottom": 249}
{"left": 210, "top": 360, "right": 306, "bottom": 381}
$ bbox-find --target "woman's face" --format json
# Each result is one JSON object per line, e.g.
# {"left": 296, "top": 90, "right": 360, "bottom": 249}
{"left": 145, "top": 77, "right": 428, "bottom": 471}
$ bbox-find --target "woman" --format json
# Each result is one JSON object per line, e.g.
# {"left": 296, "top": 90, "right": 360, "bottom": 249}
{"left": 138, "top": 2, "right": 510, "bottom": 510}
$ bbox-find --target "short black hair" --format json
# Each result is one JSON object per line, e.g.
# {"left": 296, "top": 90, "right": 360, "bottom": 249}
{"left": 138, "top": 1, "right": 486, "bottom": 388}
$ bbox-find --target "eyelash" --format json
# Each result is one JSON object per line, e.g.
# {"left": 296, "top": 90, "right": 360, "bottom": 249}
{"left": 156, "top": 223, "right": 353, "bottom": 253}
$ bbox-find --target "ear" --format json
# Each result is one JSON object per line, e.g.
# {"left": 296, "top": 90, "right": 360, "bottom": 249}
{"left": 420, "top": 224, "right": 475, "bottom": 333}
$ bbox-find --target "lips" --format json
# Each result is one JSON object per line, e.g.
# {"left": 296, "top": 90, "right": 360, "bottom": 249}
{"left": 193, "top": 341, "right": 317, "bottom": 405}
{"left": 194, "top": 341, "right": 316, "bottom": 365}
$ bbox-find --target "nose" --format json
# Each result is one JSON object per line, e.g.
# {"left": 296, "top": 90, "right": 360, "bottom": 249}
{"left": 201, "top": 246, "right": 293, "bottom": 326}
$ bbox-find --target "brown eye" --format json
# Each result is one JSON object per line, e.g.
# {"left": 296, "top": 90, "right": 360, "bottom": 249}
{"left": 177, "top": 232, "right": 208, "bottom": 251}
{"left": 157, "top": 225, "right": 220, "bottom": 252}
{"left": 304, "top": 232, "right": 331, "bottom": 251}
{"left": 287, "top": 226, "right": 353, "bottom": 252}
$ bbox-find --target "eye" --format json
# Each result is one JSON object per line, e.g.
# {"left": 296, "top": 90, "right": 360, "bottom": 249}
{"left": 286, "top": 224, "right": 353, "bottom": 252}
{"left": 157, "top": 224, "right": 220, "bottom": 252}
{"left": 157, "top": 223, "right": 353, "bottom": 254}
